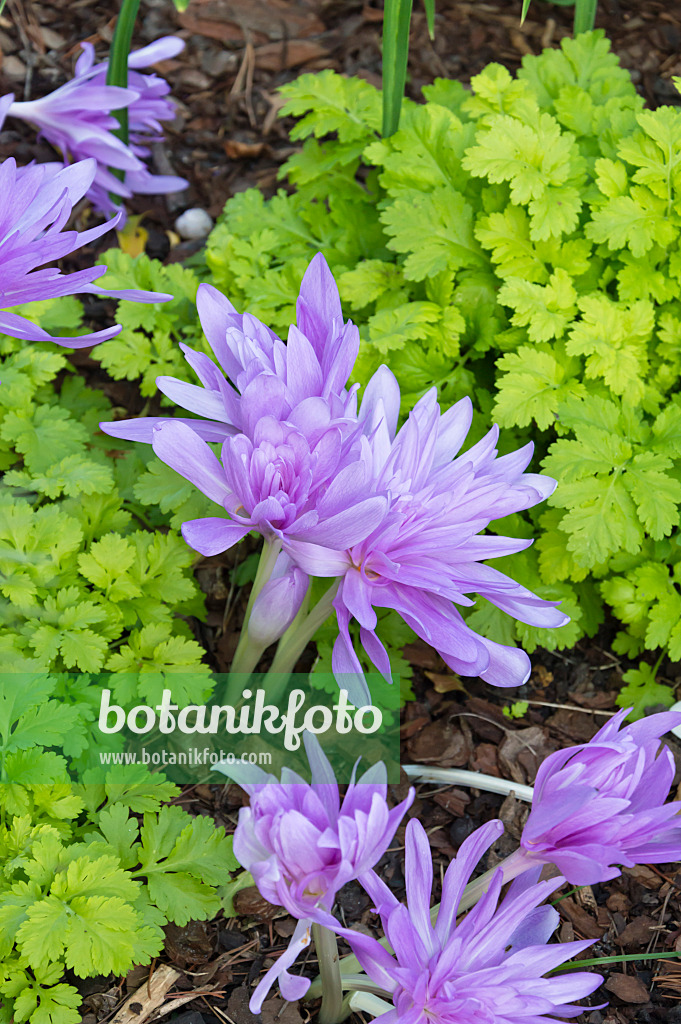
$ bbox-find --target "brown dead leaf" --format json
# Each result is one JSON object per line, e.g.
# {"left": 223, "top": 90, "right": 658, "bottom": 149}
{"left": 223, "top": 139, "right": 265, "bottom": 159}
{"left": 432, "top": 788, "right": 471, "bottom": 817}
{"left": 233, "top": 886, "right": 279, "bottom": 921}
{"left": 261, "top": 997, "right": 304, "bottom": 1024}
{"left": 164, "top": 920, "right": 213, "bottom": 965}
{"left": 605, "top": 973, "right": 650, "bottom": 1003}
{"left": 615, "top": 915, "right": 656, "bottom": 949}
{"left": 425, "top": 671, "right": 466, "bottom": 694}
{"left": 407, "top": 720, "right": 470, "bottom": 767}
{"left": 559, "top": 898, "right": 605, "bottom": 940}
{"left": 498, "top": 726, "right": 556, "bottom": 785}
{"left": 469, "top": 742, "right": 500, "bottom": 777}
{"left": 254, "top": 39, "right": 330, "bottom": 72}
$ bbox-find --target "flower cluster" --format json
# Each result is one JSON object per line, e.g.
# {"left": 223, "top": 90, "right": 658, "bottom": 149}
{"left": 2, "top": 37, "right": 186, "bottom": 216}
{"left": 102, "top": 253, "right": 566, "bottom": 701}
{"left": 216, "top": 733, "right": 414, "bottom": 1010}
{"left": 221, "top": 711, "right": 681, "bottom": 1021}
{"left": 517, "top": 707, "right": 681, "bottom": 884}
{"left": 0, "top": 157, "right": 169, "bottom": 347}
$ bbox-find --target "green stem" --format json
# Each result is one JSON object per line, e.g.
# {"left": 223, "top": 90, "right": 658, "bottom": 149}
{"left": 346, "top": 991, "right": 394, "bottom": 1018}
{"left": 312, "top": 924, "right": 344, "bottom": 1024}
{"left": 266, "top": 580, "right": 340, "bottom": 678}
{"left": 106, "top": 0, "right": 142, "bottom": 147}
{"left": 230, "top": 539, "right": 282, "bottom": 676}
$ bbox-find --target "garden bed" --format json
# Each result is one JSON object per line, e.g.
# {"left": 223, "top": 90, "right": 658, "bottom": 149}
{"left": 0, "top": 2, "right": 680, "bottom": 1023}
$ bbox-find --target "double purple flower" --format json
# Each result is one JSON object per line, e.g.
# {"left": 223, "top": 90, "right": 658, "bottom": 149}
{"left": 101, "top": 253, "right": 566, "bottom": 696}
{"left": 0, "top": 157, "right": 168, "bottom": 346}
{"left": 517, "top": 707, "right": 681, "bottom": 884}
{"left": 216, "top": 733, "right": 414, "bottom": 1011}
{"left": 346, "top": 818, "right": 602, "bottom": 1024}
{"left": 2, "top": 37, "right": 186, "bottom": 216}
{"left": 287, "top": 374, "right": 568, "bottom": 699}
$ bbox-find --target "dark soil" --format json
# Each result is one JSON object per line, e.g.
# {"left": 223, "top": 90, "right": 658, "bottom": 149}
{"left": 1, "top": 2, "right": 680, "bottom": 1023}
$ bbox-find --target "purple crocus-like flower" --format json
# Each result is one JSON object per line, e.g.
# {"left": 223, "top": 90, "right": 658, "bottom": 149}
{"left": 0, "top": 157, "right": 169, "bottom": 346}
{"left": 286, "top": 371, "right": 567, "bottom": 701}
{"left": 216, "top": 733, "right": 414, "bottom": 1011}
{"left": 516, "top": 708, "right": 681, "bottom": 885}
{"left": 100, "top": 253, "right": 360, "bottom": 444}
{"left": 346, "top": 818, "right": 602, "bottom": 1024}
{"left": 150, "top": 413, "right": 386, "bottom": 556}
{"left": 2, "top": 37, "right": 186, "bottom": 216}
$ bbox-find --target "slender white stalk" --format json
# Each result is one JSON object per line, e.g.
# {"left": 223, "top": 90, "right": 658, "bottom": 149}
{"left": 266, "top": 580, "right": 340, "bottom": 677}
{"left": 347, "top": 991, "right": 394, "bottom": 1018}
{"left": 402, "top": 765, "right": 534, "bottom": 803}
{"left": 230, "top": 539, "right": 282, "bottom": 675}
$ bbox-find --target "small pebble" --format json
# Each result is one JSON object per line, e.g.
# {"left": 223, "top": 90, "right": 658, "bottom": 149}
{"left": 174, "top": 207, "right": 214, "bottom": 240}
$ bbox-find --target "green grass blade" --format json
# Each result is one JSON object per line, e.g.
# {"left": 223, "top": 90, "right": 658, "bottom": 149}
{"left": 106, "top": 0, "right": 142, "bottom": 145}
{"left": 551, "top": 950, "right": 681, "bottom": 973}
{"left": 382, "top": 0, "right": 414, "bottom": 137}
{"left": 520, "top": 0, "right": 532, "bottom": 25}
{"left": 424, "top": 0, "right": 435, "bottom": 40}
{"left": 573, "top": 0, "right": 598, "bottom": 33}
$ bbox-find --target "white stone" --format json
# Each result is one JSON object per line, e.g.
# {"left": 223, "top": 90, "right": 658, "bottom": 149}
{"left": 174, "top": 208, "right": 214, "bottom": 240}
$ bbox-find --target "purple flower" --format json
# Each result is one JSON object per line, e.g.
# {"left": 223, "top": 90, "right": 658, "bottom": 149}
{"left": 3, "top": 37, "right": 186, "bottom": 216}
{"left": 150, "top": 413, "right": 386, "bottom": 557}
{"left": 346, "top": 818, "right": 602, "bottom": 1024}
{"left": 100, "top": 253, "right": 360, "bottom": 445}
{"left": 0, "top": 157, "right": 169, "bottom": 346}
{"left": 286, "top": 371, "right": 568, "bottom": 700}
{"left": 517, "top": 708, "right": 681, "bottom": 884}
{"left": 216, "top": 733, "right": 414, "bottom": 1011}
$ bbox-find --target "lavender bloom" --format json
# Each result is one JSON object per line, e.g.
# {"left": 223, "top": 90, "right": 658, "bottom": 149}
{"left": 0, "top": 158, "right": 169, "bottom": 346}
{"left": 517, "top": 708, "right": 681, "bottom": 885}
{"left": 100, "top": 253, "right": 360, "bottom": 445}
{"left": 286, "top": 371, "right": 567, "bottom": 700}
{"left": 3, "top": 37, "right": 186, "bottom": 216}
{"left": 346, "top": 818, "right": 602, "bottom": 1024}
{"left": 150, "top": 414, "right": 386, "bottom": 556}
{"left": 247, "top": 552, "right": 309, "bottom": 645}
{"left": 216, "top": 733, "right": 414, "bottom": 1011}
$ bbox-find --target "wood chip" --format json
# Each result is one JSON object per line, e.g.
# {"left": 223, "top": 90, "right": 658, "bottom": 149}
{"left": 110, "top": 964, "right": 181, "bottom": 1024}
{"left": 605, "top": 973, "right": 650, "bottom": 1004}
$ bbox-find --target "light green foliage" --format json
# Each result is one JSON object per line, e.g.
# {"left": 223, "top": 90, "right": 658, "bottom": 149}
{"left": 0, "top": 314, "right": 208, "bottom": 675}
{"left": 616, "top": 661, "right": 675, "bottom": 720}
{"left": 503, "top": 700, "right": 529, "bottom": 720}
{"left": 0, "top": 684, "right": 240, "bottom": 1024}
{"left": 199, "top": 33, "right": 681, "bottom": 661}
{"left": 93, "top": 251, "right": 210, "bottom": 396}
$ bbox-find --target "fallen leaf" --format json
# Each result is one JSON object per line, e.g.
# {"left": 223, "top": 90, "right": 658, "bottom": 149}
{"left": 605, "top": 973, "right": 650, "bottom": 1003}
{"left": 425, "top": 671, "right": 466, "bottom": 694}
{"left": 615, "top": 915, "right": 656, "bottom": 949}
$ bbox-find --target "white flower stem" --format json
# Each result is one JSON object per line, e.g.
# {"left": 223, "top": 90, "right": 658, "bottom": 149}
{"left": 266, "top": 580, "right": 340, "bottom": 678}
{"left": 402, "top": 764, "right": 534, "bottom": 803}
{"left": 230, "top": 539, "right": 282, "bottom": 676}
{"left": 312, "top": 923, "right": 344, "bottom": 1024}
{"left": 346, "top": 991, "right": 394, "bottom": 1019}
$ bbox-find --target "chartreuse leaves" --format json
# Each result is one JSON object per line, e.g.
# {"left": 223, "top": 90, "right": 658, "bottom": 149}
{"left": 543, "top": 397, "right": 681, "bottom": 569}
{"left": 197, "top": 34, "right": 681, "bottom": 663}
{"left": 0, "top": 691, "right": 241, "bottom": 1024}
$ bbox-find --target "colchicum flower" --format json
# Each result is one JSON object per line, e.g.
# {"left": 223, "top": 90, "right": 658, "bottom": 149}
{"left": 216, "top": 733, "right": 414, "bottom": 1011}
{"left": 516, "top": 707, "right": 681, "bottom": 884}
{"left": 100, "top": 252, "right": 361, "bottom": 443}
{"left": 0, "top": 157, "right": 169, "bottom": 346}
{"left": 2, "top": 37, "right": 186, "bottom": 216}
{"left": 346, "top": 818, "right": 602, "bottom": 1024}
{"left": 286, "top": 370, "right": 568, "bottom": 700}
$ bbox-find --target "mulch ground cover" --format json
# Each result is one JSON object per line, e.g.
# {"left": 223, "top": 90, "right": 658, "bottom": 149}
{"left": 1, "top": 1, "right": 681, "bottom": 1022}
